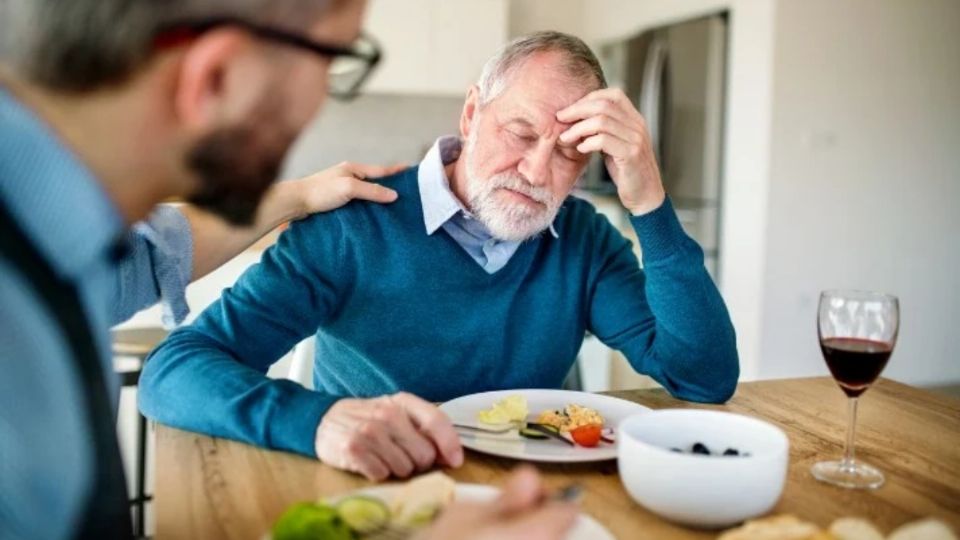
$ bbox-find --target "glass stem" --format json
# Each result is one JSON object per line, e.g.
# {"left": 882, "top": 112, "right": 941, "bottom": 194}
{"left": 842, "top": 397, "right": 859, "bottom": 469}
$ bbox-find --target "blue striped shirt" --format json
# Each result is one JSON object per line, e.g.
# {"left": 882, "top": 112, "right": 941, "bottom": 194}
{"left": 0, "top": 87, "right": 192, "bottom": 539}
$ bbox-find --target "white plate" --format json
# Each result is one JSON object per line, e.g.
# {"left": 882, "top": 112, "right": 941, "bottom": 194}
{"left": 440, "top": 389, "right": 650, "bottom": 463}
{"left": 332, "top": 483, "right": 615, "bottom": 540}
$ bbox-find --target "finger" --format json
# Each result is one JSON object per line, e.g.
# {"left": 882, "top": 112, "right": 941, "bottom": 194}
{"left": 558, "top": 113, "right": 639, "bottom": 147}
{"left": 391, "top": 392, "right": 464, "bottom": 467}
{"left": 494, "top": 466, "right": 546, "bottom": 516}
{"left": 351, "top": 449, "right": 392, "bottom": 481}
{"left": 369, "top": 428, "right": 417, "bottom": 478}
{"left": 561, "top": 87, "right": 638, "bottom": 115}
{"left": 341, "top": 177, "right": 399, "bottom": 203}
{"left": 496, "top": 503, "right": 579, "bottom": 540}
{"left": 340, "top": 432, "right": 392, "bottom": 481}
{"left": 556, "top": 98, "right": 639, "bottom": 128}
{"left": 387, "top": 411, "right": 439, "bottom": 471}
{"left": 343, "top": 162, "right": 410, "bottom": 179}
{"left": 575, "top": 133, "right": 635, "bottom": 159}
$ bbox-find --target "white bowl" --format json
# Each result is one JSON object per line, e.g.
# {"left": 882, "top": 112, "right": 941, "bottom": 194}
{"left": 617, "top": 409, "right": 789, "bottom": 529}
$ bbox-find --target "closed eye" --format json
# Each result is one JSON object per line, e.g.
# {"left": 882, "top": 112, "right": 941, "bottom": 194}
{"left": 508, "top": 129, "right": 537, "bottom": 143}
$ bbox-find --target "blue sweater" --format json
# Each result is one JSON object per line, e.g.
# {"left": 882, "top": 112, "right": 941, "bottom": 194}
{"left": 140, "top": 167, "right": 738, "bottom": 457}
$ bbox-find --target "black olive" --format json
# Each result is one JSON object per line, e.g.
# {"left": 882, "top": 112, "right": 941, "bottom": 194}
{"left": 723, "top": 448, "right": 740, "bottom": 456}
{"left": 691, "top": 442, "right": 711, "bottom": 455}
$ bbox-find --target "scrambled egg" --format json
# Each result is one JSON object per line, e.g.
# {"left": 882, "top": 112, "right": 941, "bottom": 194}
{"left": 536, "top": 404, "right": 604, "bottom": 433}
{"left": 477, "top": 395, "right": 529, "bottom": 424}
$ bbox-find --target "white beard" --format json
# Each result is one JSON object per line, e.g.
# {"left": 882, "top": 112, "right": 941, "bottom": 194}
{"left": 463, "top": 130, "right": 563, "bottom": 242}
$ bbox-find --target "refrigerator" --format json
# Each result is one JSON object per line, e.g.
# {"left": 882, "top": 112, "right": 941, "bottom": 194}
{"left": 582, "top": 14, "right": 728, "bottom": 279}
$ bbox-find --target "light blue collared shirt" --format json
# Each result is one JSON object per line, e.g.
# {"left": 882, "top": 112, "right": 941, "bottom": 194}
{"left": 417, "top": 136, "right": 557, "bottom": 273}
{"left": 0, "top": 87, "right": 192, "bottom": 539}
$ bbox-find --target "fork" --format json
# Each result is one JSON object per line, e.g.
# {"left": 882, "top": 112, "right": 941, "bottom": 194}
{"left": 453, "top": 422, "right": 516, "bottom": 434}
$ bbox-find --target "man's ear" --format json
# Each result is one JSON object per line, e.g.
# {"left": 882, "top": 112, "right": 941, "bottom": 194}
{"left": 172, "top": 28, "right": 254, "bottom": 133}
{"left": 459, "top": 85, "right": 481, "bottom": 140}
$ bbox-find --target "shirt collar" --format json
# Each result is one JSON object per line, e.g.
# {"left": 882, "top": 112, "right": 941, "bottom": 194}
{"left": 418, "top": 136, "right": 468, "bottom": 235}
{"left": 416, "top": 135, "right": 559, "bottom": 239}
{"left": 0, "top": 86, "right": 124, "bottom": 279}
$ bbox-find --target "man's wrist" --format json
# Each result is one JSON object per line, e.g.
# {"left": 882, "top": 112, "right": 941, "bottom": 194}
{"left": 261, "top": 180, "right": 306, "bottom": 228}
{"left": 626, "top": 191, "right": 667, "bottom": 216}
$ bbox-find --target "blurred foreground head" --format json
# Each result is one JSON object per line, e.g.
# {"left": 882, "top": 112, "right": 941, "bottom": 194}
{"left": 0, "top": 0, "right": 370, "bottom": 224}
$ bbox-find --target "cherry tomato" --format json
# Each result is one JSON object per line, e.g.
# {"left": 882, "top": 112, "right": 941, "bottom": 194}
{"left": 570, "top": 424, "right": 603, "bottom": 447}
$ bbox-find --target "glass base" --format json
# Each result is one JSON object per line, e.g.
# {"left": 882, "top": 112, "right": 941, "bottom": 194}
{"left": 811, "top": 459, "right": 884, "bottom": 489}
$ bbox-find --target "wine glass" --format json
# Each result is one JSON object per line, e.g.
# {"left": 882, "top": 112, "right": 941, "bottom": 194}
{"left": 812, "top": 289, "right": 899, "bottom": 489}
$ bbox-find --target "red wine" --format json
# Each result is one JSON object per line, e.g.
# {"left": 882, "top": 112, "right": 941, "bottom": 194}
{"left": 820, "top": 337, "right": 893, "bottom": 397}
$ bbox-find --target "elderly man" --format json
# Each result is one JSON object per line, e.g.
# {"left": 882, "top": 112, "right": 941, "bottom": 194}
{"left": 141, "top": 31, "right": 739, "bottom": 481}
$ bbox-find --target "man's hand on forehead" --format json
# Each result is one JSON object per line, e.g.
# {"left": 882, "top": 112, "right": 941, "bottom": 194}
{"left": 555, "top": 88, "right": 667, "bottom": 215}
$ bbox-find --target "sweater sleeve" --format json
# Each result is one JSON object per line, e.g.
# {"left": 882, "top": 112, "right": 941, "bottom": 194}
{"left": 585, "top": 198, "right": 739, "bottom": 403}
{"left": 138, "top": 212, "right": 348, "bottom": 457}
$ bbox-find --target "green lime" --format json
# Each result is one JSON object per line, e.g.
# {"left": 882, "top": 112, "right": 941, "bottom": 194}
{"left": 336, "top": 495, "right": 391, "bottom": 533}
{"left": 272, "top": 502, "right": 355, "bottom": 540}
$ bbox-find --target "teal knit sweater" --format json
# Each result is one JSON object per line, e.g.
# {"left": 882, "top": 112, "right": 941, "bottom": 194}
{"left": 140, "top": 167, "right": 739, "bottom": 457}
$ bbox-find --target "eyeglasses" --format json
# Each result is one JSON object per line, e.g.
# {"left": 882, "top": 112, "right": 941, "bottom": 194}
{"left": 153, "top": 17, "right": 382, "bottom": 101}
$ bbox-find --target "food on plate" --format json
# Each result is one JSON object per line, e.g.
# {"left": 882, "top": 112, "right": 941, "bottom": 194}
{"left": 477, "top": 395, "right": 529, "bottom": 425}
{"left": 887, "top": 519, "right": 958, "bottom": 540}
{"left": 272, "top": 501, "right": 353, "bottom": 540}
{"left": 720, "top": 514, "right": 958, "bottom": 540}
{"left": 536, "top": 403, "right": 604, "bottom": 433}
{"left": 570, "top": 424, "right": 603, "bottom": 447}
{"left": 271, "top": 472, "right": 457, "bottom": 539}
{"left": 829, "top": 517, "right": 885, "bottom": 540}
{"left": 718, "top": 514, "right": 833, "bottom": 540}
{"left": 475, "top": 396, "right": 613, "bottom": 447}
{"left": 389, "top": 471, "right": 457, "bottom": 527}
{"left": 518, "top": 426, "right": 550, "bottom": 440}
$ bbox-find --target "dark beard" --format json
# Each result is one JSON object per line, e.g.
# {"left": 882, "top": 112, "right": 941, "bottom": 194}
{"left": 185, "top": 122, "right": 294, "bottom": 226}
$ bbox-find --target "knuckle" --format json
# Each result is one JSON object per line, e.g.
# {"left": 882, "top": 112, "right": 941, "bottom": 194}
{"left": 357, "top": 421, "right": 381, "bottom": 439}
{"left": 344, "top": 438, "right": 365, "bottom": 455}
{"left": 373, "top": 404, "right": 399, "bottom": 422}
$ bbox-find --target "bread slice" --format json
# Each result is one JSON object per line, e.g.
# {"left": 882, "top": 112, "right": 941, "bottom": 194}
{"left": 389, "top": 471, "right": 457, "bottom": 526}
{"left": 888, "top": 519, "right": 958, "bottom": 540}
{"left": 829, "top": 517, "right": 885, "bottom": 540}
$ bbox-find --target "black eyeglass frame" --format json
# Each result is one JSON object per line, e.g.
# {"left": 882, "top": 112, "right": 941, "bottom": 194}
{"left": 154, "top": 17, "right": 381, "bottom": 100}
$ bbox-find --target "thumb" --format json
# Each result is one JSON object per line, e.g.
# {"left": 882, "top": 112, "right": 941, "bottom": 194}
{"left": 494, "top": 466, "right": 546, "bottom": 517}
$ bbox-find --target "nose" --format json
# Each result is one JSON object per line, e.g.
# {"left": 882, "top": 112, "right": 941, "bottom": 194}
{"left": 516, "top": 141, "right": 553, "bottom": 187}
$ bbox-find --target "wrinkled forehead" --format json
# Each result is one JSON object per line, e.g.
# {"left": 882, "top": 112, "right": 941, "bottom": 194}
{"left": 484, "top": 53, "right": 598, "bottom": 134}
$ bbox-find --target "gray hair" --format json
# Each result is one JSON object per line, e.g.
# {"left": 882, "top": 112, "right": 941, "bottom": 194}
{"left": 476, "top": 30, "right": 606, "bottom": 106}
{"left": 0, "top": 0, "right": 332, "bottom": 92}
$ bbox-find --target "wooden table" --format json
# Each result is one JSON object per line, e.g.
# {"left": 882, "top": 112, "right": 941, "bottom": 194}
{"left": 154, "top": 377, "right": 960, "bottom": 539}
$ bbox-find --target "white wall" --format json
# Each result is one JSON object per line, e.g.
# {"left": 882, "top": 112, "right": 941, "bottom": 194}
{"left": 760, "top": 0, "right": 960, "bottom": 385}
{"left": 579, "top": 0, "right": 779, "bottom": 381}
{"left": 363, "top": 0, "right": 508, "bottom": 95}
{"left": 508, "top": 0, "right": 585, "bottom": 37}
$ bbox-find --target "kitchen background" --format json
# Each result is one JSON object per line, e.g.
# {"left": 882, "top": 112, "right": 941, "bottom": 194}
{"left": 117, "top": 0, "right": 959, "bottom": 528}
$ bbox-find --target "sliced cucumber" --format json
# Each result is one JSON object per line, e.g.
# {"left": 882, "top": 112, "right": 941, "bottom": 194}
{"left": 519, "top": 427, "right": 549, "bottom": 440}
{"left": 336, "top": 495, "right": 390, "bottom": 534}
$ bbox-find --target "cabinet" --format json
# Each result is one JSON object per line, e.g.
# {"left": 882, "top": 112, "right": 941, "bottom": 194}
{"left": 363, "top": 0, "right": 509, "bottom": 96}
